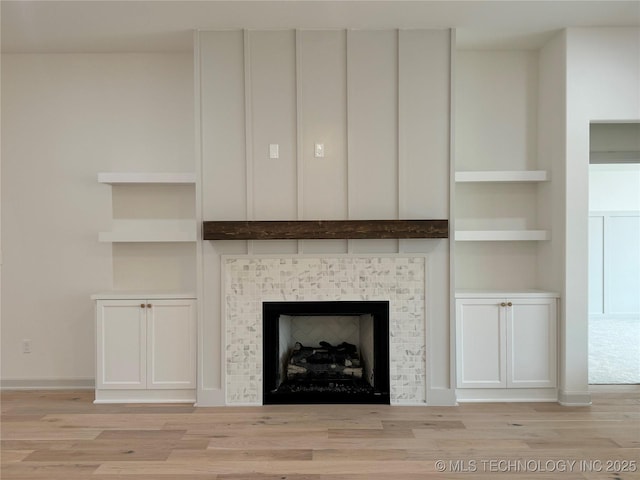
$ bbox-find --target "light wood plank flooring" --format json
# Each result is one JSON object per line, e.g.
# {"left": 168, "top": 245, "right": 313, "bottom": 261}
{"left": 1, "top": 390, "right": 638, "bottom": 479}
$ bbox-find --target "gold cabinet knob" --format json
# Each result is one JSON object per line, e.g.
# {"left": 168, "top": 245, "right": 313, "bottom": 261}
{"left": 140, "top": 303, "right": 145, "bottom": 309}
{"left": 146, "top": 304, "right": 152, "bottom": 309}
{"left": 500, "top": 302, "right": 507, "bottom": 307}
{"left": 507, "top": 302, "right": 513, "bottom": 307}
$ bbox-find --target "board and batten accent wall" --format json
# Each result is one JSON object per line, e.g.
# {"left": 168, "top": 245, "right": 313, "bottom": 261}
{"left": 200, "top": 29, "right": 449, "bottom": 225}
{"left": 197, "top": 29, "right": 452, "bottom": 405}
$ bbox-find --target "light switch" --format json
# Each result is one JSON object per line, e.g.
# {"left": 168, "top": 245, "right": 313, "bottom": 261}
{"left": 314, "top": 143, "right": 325, "bottom": 158}
{"left": 269, "top": 144, "right": 279, "bottom": 159}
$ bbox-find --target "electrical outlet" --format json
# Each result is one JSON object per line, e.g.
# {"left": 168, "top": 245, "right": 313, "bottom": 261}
{"left": 22, "top": 339, "right": 32, "bottom": 354}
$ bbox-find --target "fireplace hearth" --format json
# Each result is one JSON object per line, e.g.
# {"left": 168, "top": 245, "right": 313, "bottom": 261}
{"left": 262, "top": 301, "right": 390, "bottom": 405}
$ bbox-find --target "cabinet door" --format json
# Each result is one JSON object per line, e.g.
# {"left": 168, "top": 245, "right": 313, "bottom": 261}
{"left": 507, "top": 298, "right": 557, "bottom": 388}
{"left": 146, "top": 299, "right": 196, "bottom": 389}
{"left": 456, "top": 299, "right": 507, "bottom": 388}
{"left": 96, "top": 300, "right": 147, "bottom": 389}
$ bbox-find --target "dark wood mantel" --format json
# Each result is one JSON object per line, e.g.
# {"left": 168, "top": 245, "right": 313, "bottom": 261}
{"left": 203, "top": 219, "right": 448, "bottom": 240}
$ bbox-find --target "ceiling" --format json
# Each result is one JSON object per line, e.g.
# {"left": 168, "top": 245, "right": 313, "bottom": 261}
{"left": 2, "top": 0, "right": 639, "bottom": 53}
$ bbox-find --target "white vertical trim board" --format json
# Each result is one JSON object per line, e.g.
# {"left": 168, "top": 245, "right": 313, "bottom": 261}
{"left": 395, "top": 28, "right": 402, "bottom": 223}
{"left": 194, "top": 30, "right": 206, "bottom": 398}
{"left": 346, "top": 29, "right": 353, "bottom": 222}
{"left": 243, "top": 30, "right": 254, "bottom": 222}
{"left": 449, "top": 28, "right": 457, "bottom": 393}
{"left": 295, "top": 29, "right": 303, "bottom": 254}
{"left": 295, "top": 29, "right": 304, "bottom": 223}
{"left": 397, "top": 29, "right": 405, "bottom": 255}
{"left": 346, "top": 29, "right": 353, "bottom": 256}
{"left": 244, "top": 30, "right": 254, "bottom": 256}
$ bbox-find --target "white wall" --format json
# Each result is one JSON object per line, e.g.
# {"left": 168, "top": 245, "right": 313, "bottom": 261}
{"left": 456, "top": 50, "right": 538, "bottom": 171}
{"left": 537, "top": 31, "right": 566, "bottom": 296}
{"left": 536, "top": 32, "right": 570, "bottom": 401}
{"left": 198, "top": 29, "right": 452, "bottom": 405}
{"left": 564, "top": 27, "right": 640, "bottom": 404}
{"left": 1, "top": 53, "right": 194, "bottom": 385}
{"left": 589, "top": 164, "right": 640, "bottom": 211}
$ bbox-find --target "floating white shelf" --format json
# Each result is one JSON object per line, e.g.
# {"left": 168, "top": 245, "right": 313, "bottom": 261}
{"left": 455, "top": 170, "right": 548, "bottom": 183}
{"left": 91, "top": 291, "right": 196, "bottom": 300}
{"left": 455, "top": 289, "right": 560, "bottom": 299}
{"left": 98, "top": 172, "right": 196, "bottom": 185}
{"left": 99, "top": 220, "right": 197, "bottom": 243}
{"left": 455, "top": 230, "right": 550, "bottom": 241}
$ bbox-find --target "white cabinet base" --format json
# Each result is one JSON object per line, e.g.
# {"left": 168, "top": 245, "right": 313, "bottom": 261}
{"left": 455, "top": 293, "right": 558, "bottom": 399}
{"left": 93, "top": 293, "right": 196, "bottom": 404}
{"left": 456, "top": 388, "right": 558, "bottom": 403}
{"left": 94, "top": 389, "right": 195, "bottom": 404}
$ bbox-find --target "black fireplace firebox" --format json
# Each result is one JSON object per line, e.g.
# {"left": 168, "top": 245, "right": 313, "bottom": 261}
{"left": 262, "top": 301, "right": 390, "bottom": 405}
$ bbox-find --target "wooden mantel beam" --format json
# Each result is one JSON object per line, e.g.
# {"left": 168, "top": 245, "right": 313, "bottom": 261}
{"left": 203, "top": 220, "right": 448, "bottom": 240}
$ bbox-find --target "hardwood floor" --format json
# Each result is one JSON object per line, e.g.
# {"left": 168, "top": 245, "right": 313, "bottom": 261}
{"left": 1, "top": 390, "right": 638, "bottom": 479}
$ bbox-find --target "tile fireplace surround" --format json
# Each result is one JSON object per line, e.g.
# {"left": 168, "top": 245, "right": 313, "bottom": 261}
{"left": 223, "top": 255, "right": 428, "bottom": 405}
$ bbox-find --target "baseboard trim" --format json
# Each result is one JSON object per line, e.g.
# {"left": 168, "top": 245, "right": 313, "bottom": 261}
{"left": 94, "top": 389, "right": 195, "bottom": 404}
{"left": 1, "top": 378, "right": 94, "bottom": 390}
{"left": 456, "top": 388, "right": 558, "bottom": 403}
{"left": 427, "top": 388, "right": 457, "bottom": 406}
{"left": 195, "top": 387, "right": 226, "bottom": 406}
{"left": 558, "top": 390, "right": 592, "bottom": 406}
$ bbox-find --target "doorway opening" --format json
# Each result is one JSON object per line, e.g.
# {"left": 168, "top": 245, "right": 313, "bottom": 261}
{"left": 588, "top": 122, "right": 640, "bottom": 385}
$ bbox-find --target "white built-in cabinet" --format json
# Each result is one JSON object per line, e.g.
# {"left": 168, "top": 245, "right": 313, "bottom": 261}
{"left": 456, "top": 293, "right": 557, "bottom": 390}
{"left": 94, "top": 171, "right": 197, "bottom": 403}
{"left": 454, "top": 50, "right": 561, "bottom": 401}
{"left": 93, "top": 293, "right": 196, "bottom": 403}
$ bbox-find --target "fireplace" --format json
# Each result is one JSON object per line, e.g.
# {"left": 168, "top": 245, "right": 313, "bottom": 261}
{"left": 262, "top": 301, "right": 390, "bottom": 404}
{"left": 223, "top": 256, "right": 427, "bottom": 405}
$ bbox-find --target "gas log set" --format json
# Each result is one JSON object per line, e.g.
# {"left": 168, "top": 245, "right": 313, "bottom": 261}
{"left": 262, "top": 301, "right": 390, "bottom": 404}
{"left": 277, "top": 340, "right": 375, "bottom": 396}
{"left": 287, "top": 341, "right": 363, "bottom": 380}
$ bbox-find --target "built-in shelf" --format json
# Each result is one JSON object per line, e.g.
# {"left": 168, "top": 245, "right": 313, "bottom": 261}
{"left": 91, "top": 291, "right": 196, "bottom": 300}
{"left": 98, "top": 172, "right": 196, "bottom": 185}
{"left": 455, "top": 230, "right": 550, "bottom": 242}
{"left": 99, "top": 220, "right": 197, "bottom": 243}
{"left": 455, "top": 289, "right": 560, "bottom": 299}
{"left": 203, "top": 219, "right": 448, "bottom": 240}
{"left": 455, "top": 170, "right": 548, "bottom": 183}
